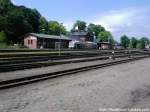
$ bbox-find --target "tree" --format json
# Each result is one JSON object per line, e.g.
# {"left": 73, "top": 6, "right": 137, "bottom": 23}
{"left": 39, "top": 17, "right": 48, "bottom": 34}
{"left": 48, "top": 21, "right": 67, "bottom": 35}
{"left": 21, "top": 7, "right": 41, "bottom": 33}
{"left": 87, "top": 23, "right": 105, "bottom": 37}
{"left": 5, "top": 8, "right": 33, "bottom": 43}
{"left": 98, "top": 31, "right": 114, "bottom": 43}
{"left": 120, "top": 35, "right": 130, "bottom": 48}
{"left": 136, "top": 41, "right": 141, "bottom": 49}
{"left": 0, "top": 0, "right": 13, "bottom": 16}
{"left": 130, "top": 37, "right": 138, "bottom": 49}
{"left": 0, "top": 0, "right": 13, "bottom": 31}
{"left": 0, "top": 0, "right": 42, "bottom": 43}
{"left": 72, "top": 20, "right": 87, "bottom": 32}
{"left": 139, "top": 37, "right": 150, "bottom": 49}
{"left": 98, "top": 31, "right": 108, "bottom": 42}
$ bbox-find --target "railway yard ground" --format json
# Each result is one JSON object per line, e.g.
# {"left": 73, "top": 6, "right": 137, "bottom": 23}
{"left": 0, "top": 58, "right": 150, "bottom": 112}
{"left": 0, "top": 56, "right": 142, "bottom": 82}
{"left": 0, "top": 50, "right": 150, "bottom": 112}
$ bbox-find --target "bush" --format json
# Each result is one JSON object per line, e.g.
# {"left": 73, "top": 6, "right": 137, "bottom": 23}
{"left": 0, "top": 31, "right": 7, "bottom": 43}
{"left": 0, "top": 43, "right": 10, "bottom": 49}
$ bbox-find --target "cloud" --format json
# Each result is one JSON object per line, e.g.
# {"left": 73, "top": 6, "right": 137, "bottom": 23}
{"left": 11, "top": 0, "right": 16, "bottom": 4}
{"left": 63, "top": 22, "right": 74, "bottom": 31}
{"left": 92, "top": 7, "right": 150, "bottom": 41}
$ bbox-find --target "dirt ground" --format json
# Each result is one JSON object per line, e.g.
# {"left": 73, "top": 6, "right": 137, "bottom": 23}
{"left": 0, "top": 58, "right": 150, "bottom": 112}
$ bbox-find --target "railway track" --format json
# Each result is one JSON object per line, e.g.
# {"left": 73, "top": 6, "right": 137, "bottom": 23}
{"left": 0, "top": 55, "right": 149, "bottom": 89}
{"left": 0, "top": 53, "right": 144, "bottom": 72}
{"left": 0, "top": 49, "right": 142, "bottom": 58}
{"left": 0, "top": 52, "right": 138, "bottom": 65}
{"left": 0, "top": 50, "right": 144, "bottom": 65}
{"left": 0, "top": 49, "right": 140, "bottom": 53}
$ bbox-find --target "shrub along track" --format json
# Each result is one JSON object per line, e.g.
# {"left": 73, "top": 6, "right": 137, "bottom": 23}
{"left": 0, "top": 54, "right": 149, "bottom": 89}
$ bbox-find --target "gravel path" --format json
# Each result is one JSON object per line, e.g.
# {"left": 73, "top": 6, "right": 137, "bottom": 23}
{"left": 0, "top": 58, "right": 150, "bottom": 112}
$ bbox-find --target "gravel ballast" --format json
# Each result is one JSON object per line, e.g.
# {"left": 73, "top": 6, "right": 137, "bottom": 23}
{"left": 0, "top": 58, "right": 150, "bottom": 112}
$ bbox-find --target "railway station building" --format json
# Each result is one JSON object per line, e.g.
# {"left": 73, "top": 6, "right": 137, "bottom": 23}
{"left": 69, "top": 31, "right": 97, "bottom": 49}
{"left": 23, "top": 33, "right": 71, "bottom": 49}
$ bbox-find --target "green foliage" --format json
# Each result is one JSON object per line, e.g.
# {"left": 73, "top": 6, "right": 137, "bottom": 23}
{"left": 130, "top": 37, "right": 138, "bottom": 49}
{"left": 120, "top": 35, "right": 130, "bottom": 48}
{"left": 0, "top": 31, "right": 7, "bottom": 43}
{"left": 0, "top": 43, "right": 9, "bottom": 49}
{"left": 0, "top": 0, "right": 12, "bottom": 15}
{"left": 98, "top": 31, "right": 114, "bottom": 44}
{"left": 98, "top": 31, "right": 108, "bottom": 42}
{"left": 139, "top": 37, "right": 150, "bottom": 49}
{"left": 6, "top": 8, "right": 33, "bottom": 42}
{"left": 0, "top": 0, "right": 41, "bottom": 43}
{"left": 0, "top": 0, "right": 13, "bottom": 31}
{"left": 136, "top": 42, "right": 141, "bottom": 49}
{"left": 48, "top": 21, "right": 67, "bottom": 35}
{"left": 128, "top": 36, "right": 150, "bottom": 49}
{"left": 87, "top": 23, "right": 105, "bottom": 37}
{"left": 0, "top": 0, "right": 69, "bottom": 44}
{"left": 72, "top": 20, "right": 87, "bottom": 32}
{"left": 21, "top": 8, "right": 41, "bottom": 33}
{"left": 87, "top": 23, "right": 114, "bottom": 45}
{"left": 39, "top": 17, "right": 48, "bottom": 34}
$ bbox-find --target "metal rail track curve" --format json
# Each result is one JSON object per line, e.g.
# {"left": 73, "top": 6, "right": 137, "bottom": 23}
{"left": 0, "top": 54, "right": 139, "bottom": 72}
{"left": 0, "top": 55, "right": 149, "bottom": 90}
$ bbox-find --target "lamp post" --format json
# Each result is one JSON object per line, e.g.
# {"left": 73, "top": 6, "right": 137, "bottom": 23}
{"left": 58, "top": 23, "right": 63, "bottom": 56}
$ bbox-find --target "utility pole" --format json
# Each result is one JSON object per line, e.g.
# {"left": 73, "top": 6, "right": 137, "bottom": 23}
{"left": 58, "top": 23, "right": 63, "bottom": 56}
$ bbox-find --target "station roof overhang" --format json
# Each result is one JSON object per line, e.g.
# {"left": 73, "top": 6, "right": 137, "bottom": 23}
{"left": 24, "top": 33, "right": 72, "bottom": 41}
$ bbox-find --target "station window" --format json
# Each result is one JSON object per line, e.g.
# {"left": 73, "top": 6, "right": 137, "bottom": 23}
{"left": 28, "top": 40, "right": 30, "bottom": 45}
{"left": 28, "top": 40, "right": 33, "bottom": 45}
{"left": 31, "top": 40, "right": 33, "bottom": 45}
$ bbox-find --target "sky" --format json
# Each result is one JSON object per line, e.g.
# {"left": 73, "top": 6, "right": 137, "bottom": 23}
{"left": 12, "top": 0, "right": 150, "bottom": 41}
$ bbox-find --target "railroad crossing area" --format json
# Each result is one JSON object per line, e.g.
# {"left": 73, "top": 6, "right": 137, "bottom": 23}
{"left": 0, "top": 50, "right": 150, "bottom": 112}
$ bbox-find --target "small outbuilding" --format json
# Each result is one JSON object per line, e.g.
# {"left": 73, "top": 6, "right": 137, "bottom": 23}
{"left": 113, "top": 43, "right": 123, "bottom": 49}
{"left": 97, "top": 42, "right": 112, "bottom": 49}
{"left": 23, "top": 33, "right": 71, "bottom": 49}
